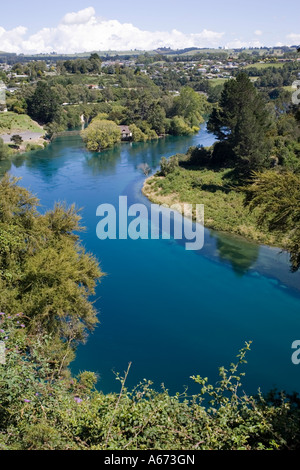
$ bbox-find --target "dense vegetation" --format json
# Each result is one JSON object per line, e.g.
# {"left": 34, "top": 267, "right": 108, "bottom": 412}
{"left": 0, "top": 138, "right": 11, "bottom": 161}
{"left": 245, "top": 170, "right": 300, "bottom": 272}
{"left": 0, "top": 175, "right": 103, "bottom": 365}
{"left": 79, "top": 85, "right": 210, "bottom": 150}
{"left": 81, "top": 118, "right": 121, "bottom": 151}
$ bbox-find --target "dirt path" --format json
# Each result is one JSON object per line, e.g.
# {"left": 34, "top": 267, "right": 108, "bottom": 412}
{"left": 0, "top": 131, "right": 45, "bottom": 144}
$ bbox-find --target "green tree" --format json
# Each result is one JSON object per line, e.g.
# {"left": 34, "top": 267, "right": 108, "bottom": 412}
{"left": 81, "top": 118, "right": 121, "bottom": 151}
{"left": 89, "top": 53, "right": 102, "bottom": 74}
{"left": 173, "top": 86, "right": 207, "bottom": 128}
{"left": 244, "top": 170, "right": 300, "bottom": 272}
{"left": 129, "top": 123, "right": 147, "bottom": 142}
{"left": 159, "top": 155, "right": 179, "bottom": 176}
{"left": 208, "top": 73, "right": 272, "bottom": 174}
{"left": 0, "top": 138, "right": 10, "bottom": 161}
{"left": 0, "top": 174, "right": 103, "bottom": 363}
{"left": 147, "top": 102, "right": 167, "bottom": 135}
{"left": 11, "top": 134, "right": 23, "bottom": 148}
{"left": 169, "top": 116, "right": 195, "bottom": 136}
{"left": 26, "top": 81, "right": 60, "bottom": 124}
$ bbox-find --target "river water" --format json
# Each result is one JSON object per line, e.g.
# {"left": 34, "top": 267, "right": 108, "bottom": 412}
{"left": 3, "top": 124, "right": 300, "bottom": 396}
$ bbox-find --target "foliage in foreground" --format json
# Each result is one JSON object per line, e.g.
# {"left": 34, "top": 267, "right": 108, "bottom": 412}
{"left": 0, "top": 175, "right": 103, "bottom": 365}
{"left": 1, "top": 316, "right": 300, "bottom": 451}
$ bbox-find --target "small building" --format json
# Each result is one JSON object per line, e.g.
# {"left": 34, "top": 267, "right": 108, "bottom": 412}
{"left": 119, "top": 125, "right": 132, "bottom": 140}
{"left": 86, "top": 84, "right": 99, "bottom": 89}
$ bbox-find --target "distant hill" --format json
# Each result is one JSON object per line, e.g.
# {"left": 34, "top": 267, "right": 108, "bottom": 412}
{"left": 0, "top": 45, "right": 298, "bottom": 63}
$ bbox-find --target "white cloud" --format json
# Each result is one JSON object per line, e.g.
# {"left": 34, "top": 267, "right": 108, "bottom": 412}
{"left": 225, "top": 39, "right": 263, "bottom": 49}
{"left": 287, "top": 33, "right": 300, "bottom": 44}
{"left": 0, "top": 7, "right": 224, "bottom": 54}
{"left": 0, "top": 26, "right": 28, "bottom": 53}
{"left": 62, "top": 7, "right": 96, "bottom": 25}
{"left": 254, "top": 30, "right": 263, "bottom": 36}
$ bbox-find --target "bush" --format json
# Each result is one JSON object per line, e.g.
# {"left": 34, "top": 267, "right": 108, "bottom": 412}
{"left": 81, "top": 118, "right": 121, "bottom": 151}
{"left": 186, "top": 145, "right": 212, "bottom": 166}
{"left": 25, "top": 143, "right": 44, "bottom": 152}
{"left": 169, "top": 116, "right": 195, "bottom": 136}
{"left": 0, "top": 327, "right": 299, "bottom": 450}
{"left": 211, "top": 141, "right": 236, "bottom": 167}
{"left": 0, "top": 138, "right": 11, "bottom": 161}
{"left": 129, "top": 123, "right": 147, "bottom": 142}
{"left": 159, "top": 155, "right": 179, "bottom": 176}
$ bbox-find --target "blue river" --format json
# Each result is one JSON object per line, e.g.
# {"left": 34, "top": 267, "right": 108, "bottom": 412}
{"left": 3, "top": 124, "right": 300, "bottom": 397}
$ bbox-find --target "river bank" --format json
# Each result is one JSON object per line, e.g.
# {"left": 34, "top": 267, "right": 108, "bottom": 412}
{"left": 0, "top": 112, "right": 47, "bottom": 155}
{"left": 142, "top": 166, "right": 286, "bottom": 251}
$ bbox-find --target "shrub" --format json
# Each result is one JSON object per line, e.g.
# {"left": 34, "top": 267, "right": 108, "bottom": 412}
{"left": 81, "top": 119, "right": 121, "bottom": 151}
{"left": 0, "top": 326, "right": 299, "bottom": 451}
{"left": 159, "top": 155, "right": 179, "bottom": 176}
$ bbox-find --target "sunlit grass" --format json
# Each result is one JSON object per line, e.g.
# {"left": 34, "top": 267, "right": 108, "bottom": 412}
{"left": 143, "top": 167, "right": 284, "bottom": 246}
{"left": 0, "top": 112, "right": 43, "bottom": 134}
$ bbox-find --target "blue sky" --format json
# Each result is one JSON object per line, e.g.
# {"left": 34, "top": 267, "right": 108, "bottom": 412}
{"left": 0, "top": 0, "right": 299, "bottom": 53}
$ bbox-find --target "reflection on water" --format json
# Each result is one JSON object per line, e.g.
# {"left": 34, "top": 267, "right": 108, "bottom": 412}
{"left": 0, "top": 158, "right": 12, "bottom": 174}
{"left": 213, "top": 232, "right": 260, "bottom": 276}
{"left": 84, "top": 146, "right": 121, "bottom": 174}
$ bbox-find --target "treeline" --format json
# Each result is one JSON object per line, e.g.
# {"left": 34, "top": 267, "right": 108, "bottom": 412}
{"left": 11, "top": 72, "right": 210, "bottom": 143}
{"left": 80, "top": 86, "right": 210, "bottom": 151}
{"left": 56, "top": 53, "right": 102, "bottom": 74}
{"left": 240, "top": 62, "right": 300, "bottom": 89}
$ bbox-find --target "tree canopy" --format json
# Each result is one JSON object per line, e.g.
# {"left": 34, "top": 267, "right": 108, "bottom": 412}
{"left": 244, "top": 170, "right": 300, "bottom": 272}
{"left": 0, "top": 174, "right": 103, "bottom": 364}
{"left": 81, "top": 118, "right": 121, "bottom": 151}
{"left": 208, "top": 73, "right": 272, "bottom": 174}
{"left": 26, "top": 81, "right": 60, "bottom": 125}
{"left": 173, "top": 86, "right": 208, "bottom": 128}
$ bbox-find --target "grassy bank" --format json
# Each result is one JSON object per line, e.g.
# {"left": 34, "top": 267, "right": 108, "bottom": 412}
{"left": 142, "top": 166, "right": 285, "bottom": 248}
{"left": 0, "top": 112, "right": 43, "bottom": 134}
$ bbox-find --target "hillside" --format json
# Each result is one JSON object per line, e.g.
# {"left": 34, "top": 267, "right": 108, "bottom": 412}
{"left": 0, "top": 112, "right": 44, "bottom": 135}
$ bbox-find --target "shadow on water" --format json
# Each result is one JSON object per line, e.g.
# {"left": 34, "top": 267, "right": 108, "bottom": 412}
{"left": 82, "top": 136, "right": 196, "bottom": 176}
{"left": 84, "top": 145, "right": 122, "bottom": 174}
{"left": 211, "top": 231, "right": 260, "bottom": 276}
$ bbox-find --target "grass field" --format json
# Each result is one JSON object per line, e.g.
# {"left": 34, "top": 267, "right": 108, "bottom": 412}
{"left": 242, "top": 62, "right": 286, "bottom": 70}
{"left": 143, "top": 166, "right": 285, "bottom": 248}
{"left": 208, "top": 78, "right": 230, "bottom": 87}
{"left": 0, "top": 112, "right": 43, "bottom": 134}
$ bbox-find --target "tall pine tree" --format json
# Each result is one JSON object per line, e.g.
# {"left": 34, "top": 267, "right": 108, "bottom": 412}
{"left": 208, "top": 72, "right": 272, "bottom": 174}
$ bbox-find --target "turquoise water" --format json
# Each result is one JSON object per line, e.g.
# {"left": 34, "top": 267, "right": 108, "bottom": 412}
{"left": 4, "top": 125, "right": 300, "bottom": 396}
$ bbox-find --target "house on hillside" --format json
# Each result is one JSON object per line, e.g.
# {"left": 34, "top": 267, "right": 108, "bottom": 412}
{"left": 119, "top": 125, "right": 132, "bottom": 141}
